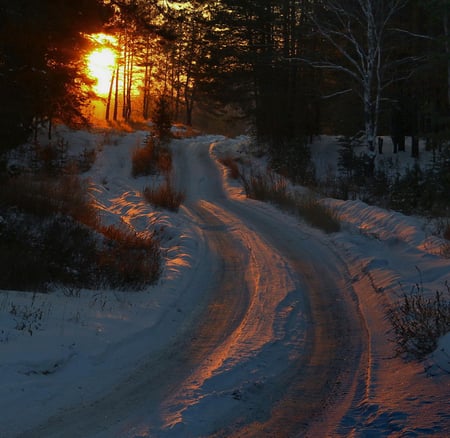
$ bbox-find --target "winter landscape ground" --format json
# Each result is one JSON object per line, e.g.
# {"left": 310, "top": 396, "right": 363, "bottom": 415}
{"left": 1, "top": 125, "right": 450, "bottom": 437}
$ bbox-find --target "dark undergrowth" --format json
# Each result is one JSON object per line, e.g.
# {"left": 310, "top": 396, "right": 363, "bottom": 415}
{"left": 0, "top": 172, "right": 161, "bottom": 292}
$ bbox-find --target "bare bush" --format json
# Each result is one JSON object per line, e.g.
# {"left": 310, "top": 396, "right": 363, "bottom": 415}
{"left": 219, "top": 156, "right": 241, "bottom": 179}
{"left": 132, "top": 136, "right": 172, "bottom": 177}
{"left": 240, "top": 167, "right": 340, "bottom": 233}
{"left": 132, "top": 142, "right": 156, "bottom": 177}
{"left": 0, "top": 174, "right": 99, "bottom": 228}
{"left": 0, "top": 213, "right": 98, "bottom": 291}
{"left": 0, "top": 172, "right": 161, "bottom": 291}
{"left": 98, "top": 224, "right": 161, "bottom": 289}
{"left": 143, "top": 177, "right": 185, "bottom": 212}
{"left": 296, "top": 196, "right": 341, "bottom": 234}
{"left": 387, "top": 282, "right": 450, "bottom": 360}
{"left": 240, "top": 168, "right": 290, "bottom": 204}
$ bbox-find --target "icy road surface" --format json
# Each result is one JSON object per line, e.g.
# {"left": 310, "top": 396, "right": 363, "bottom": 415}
{"left": 17, "top": 138, "right": 365, "bottom": 437}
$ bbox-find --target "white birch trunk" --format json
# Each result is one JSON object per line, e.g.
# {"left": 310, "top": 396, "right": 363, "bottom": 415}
{"left": 307, "top": 0, "right": 407, "bottom": 150}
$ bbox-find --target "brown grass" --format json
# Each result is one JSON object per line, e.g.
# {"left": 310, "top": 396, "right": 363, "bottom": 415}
{"left": 132, "top": 137, "right": 173, "bottom": 177}
{"left": 240, "top": 167, "right": 340, "bottom": 233}
{"left": 0, "top": 172, "right": 161, "bottom": 291}
{"left": 219, "top": 156, "right": 241, "bottom": 179}
{"left": 98, "top": 224, "right": 161, "bottom": 288}
{"left": 143, "top": 177, "right": 185, "bottom": 212}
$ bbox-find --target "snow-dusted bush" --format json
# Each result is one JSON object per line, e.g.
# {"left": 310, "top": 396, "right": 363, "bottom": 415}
{"left": 98, "top": 225, "right": 161, "bottom": 289}
{"left": 0, "top": 212, "right": 98, "bottom": 291}
{"left": 388, "top": 283, "right": 450, "bottom": 360}
{"left": 0, "top": 173, "right": 99, "bottom": 228}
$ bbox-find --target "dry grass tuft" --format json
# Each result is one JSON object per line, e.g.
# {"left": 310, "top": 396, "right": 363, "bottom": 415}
{"left": 143, "top": 177, "right": 185, "bottom": 212}
{"left": 132, "top": 136, "right": 172, "bottom": 177}
{"left": 219, "top": 156, "right": 241, "bottom": 179}
{"left": 240, "top": 167, "right": 340, "bottom": 233}
{"left": 98, "top": 224, "right": 161, "bottom": 289}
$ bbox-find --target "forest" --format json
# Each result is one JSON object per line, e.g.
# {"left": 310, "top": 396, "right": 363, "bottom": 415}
{"left": 1, "top": 0, "right": 450, "bottom": 212}
{"left": 1, "top": 1, "right": 449, "bottom": 148}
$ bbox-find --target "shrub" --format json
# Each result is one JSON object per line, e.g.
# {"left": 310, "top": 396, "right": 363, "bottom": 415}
{"left": 35, "top": 138, "right": 69, "bottom": 175}
{"left": 0, "top": 174, "right": 99, "bottom": 228}
{"left": 269, "top": 138, "right": 316, "bottom": 186}
{"left": 0, "top": 213, "right": 97, "bottom": 291}
{"left": 132, "top": 136, "right": 172, "bottom": 177}
{"left": 152, "top": 95, "right": 172, "bottom": 144}
{"left": 240, "top": 167, "right": 340, "bottom": 233}
{"left": 132, "top": 142, "right": 156, "bottom": 177}
{"left": 143, "top": 177, "right": 185, "bottom": 212}
{"left": 0, "top": 173, "right": 161, "bottom": 291}
{"left": 240, "top": 168, "right": 290, "bottom": 205}
{"left": 77, "top": 147, "right": 97, "bottom": 172}
{"left": 155, "top": 144, "right": 172, "bottom": 174}
{"left": 389, "top": 165, "right": 423, "bottom": 214}
{"left": 98, "top": 225, "right": 161, "bottom": 289}
{"left": 296, "top": 196, "right": 341, "bottom": 234}
{"left": 387, "top": 282, "right": 450, "bottom": 360}
{"left": 219, "top": 156, "right": 241, "bottom": 179}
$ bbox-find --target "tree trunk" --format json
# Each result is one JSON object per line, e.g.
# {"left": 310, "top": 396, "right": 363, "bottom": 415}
{"left": 113, "top": 67, "right": 119, "bottom": 121}
{"left": 444, "top": 10, "right": 450, "bottom": 109}
{"left": 105, "top": 69, "right": 115, "bottom": 121}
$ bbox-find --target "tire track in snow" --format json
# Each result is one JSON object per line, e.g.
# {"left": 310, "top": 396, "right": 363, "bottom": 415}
{"left": 18, "top": 137, "right": 367, "bottom": 437}
{"left": 167, "top": 139, "right": 368, "bottom": 436}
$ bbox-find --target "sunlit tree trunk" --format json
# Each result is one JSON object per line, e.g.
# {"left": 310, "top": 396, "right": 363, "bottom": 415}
{"left": 142, "top": 36, "right": 153, "bottom": 120}
{"left": 105, "top": 69, "right": 116, "bottom": 121}
{"left": 113, "top": 66, "right": 119, "bottom": 121}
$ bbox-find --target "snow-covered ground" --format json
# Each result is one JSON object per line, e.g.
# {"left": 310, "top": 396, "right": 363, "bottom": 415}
{"left": 1, "top": 127, "right": 449, "bottom": 436}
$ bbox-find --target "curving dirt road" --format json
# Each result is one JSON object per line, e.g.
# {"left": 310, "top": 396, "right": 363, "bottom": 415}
{"left": 19, "top": 138, "right": 367, "bottom": 437}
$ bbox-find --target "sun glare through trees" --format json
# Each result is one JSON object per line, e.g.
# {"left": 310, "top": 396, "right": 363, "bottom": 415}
{"left": 86, "top": 33, "right": 118, "bottom": 96}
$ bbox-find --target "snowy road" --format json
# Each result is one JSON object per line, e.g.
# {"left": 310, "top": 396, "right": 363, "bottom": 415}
{"left": 16, "top": 137, "right": 367, "bottom": 437}
{"left": 5, "top": 130, "right": 450, "bottom": 437}
{"left": 166, "top": 139, "right": 368, "bottom": 436}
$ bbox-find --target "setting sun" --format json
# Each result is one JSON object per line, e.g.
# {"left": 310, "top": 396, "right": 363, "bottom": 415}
{"left": 86, "top": 33, "right": 118, "bottom": 97}
{"left": 87, "top": 47, "right": 116, "bottom": 96}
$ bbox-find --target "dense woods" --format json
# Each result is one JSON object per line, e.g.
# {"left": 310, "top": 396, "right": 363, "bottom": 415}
{"left": 1, "top": 0, "right": 449, "bottom": 167}
{"left": 0, "top": 0, "right": 112, "bottom": 151}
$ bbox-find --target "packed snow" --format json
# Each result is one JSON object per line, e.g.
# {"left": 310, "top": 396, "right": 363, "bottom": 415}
{"left": 1, "top": 126, "right": 449, "bottom": 436}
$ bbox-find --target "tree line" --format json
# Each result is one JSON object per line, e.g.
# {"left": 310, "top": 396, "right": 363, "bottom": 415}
{"left": 1, "top": 0, "right": 449, "bottom": 161}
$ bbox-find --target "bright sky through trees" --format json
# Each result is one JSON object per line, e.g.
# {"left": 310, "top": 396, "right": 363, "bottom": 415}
{"left": 86, "top": 33, "right": 118, "bottom": 96}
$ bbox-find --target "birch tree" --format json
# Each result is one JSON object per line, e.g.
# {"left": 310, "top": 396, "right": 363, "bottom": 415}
{"left": 306, "top": 0, "right": 411, "bottom": 150}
